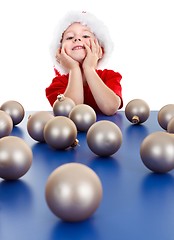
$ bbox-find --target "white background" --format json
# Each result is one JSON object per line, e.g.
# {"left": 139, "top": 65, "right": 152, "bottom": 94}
{"left": 0, "top": 0, "right": 174, "bottom": 111}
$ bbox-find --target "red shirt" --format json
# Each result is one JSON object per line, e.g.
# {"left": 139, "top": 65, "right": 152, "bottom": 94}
{"left": 45, "top": 69, "right": 123, "bottom": 112}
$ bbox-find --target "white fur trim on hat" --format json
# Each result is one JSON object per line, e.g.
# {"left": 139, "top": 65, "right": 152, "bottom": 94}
{"left": 50, "top": 11, "right": 114, "bottom": 73}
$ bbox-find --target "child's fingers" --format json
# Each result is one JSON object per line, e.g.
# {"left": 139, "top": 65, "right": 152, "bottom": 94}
{"left": 98, "top": 46, "right": 103, "bottom": 59}
{"left": 60, "top": 43, "right": 69, "bottom": 55}
{"left": 59, "top": 46, "right": 69, "bottom": 59}
{"left": 84, "top": 43, "right": 91, "bottom": 54}
{"left": 55, "top": 48, "right": 61, "bottom": 57}
{"left": 90, "top": 39, "right": 97, "bottom": 53}
{"left": 60, "top": 47, "right": 65, "bottom": 55}
{"left": 92, "top": 39, "right": 102, "bottom": 59}
{"left": 94, "top": 39, "right": 102, "bottom": 58}
{"left": 55, "top": 48, "right": 61, "bottom": 63}
{"left": 91, "top": 39, "right": 103, "bottom": 59}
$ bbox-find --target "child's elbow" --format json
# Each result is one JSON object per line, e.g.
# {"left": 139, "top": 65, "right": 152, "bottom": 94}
{"left": 101, "top": 105, "right": 119, "bottom": 116}
{"left": 102, "top": 99, "right": 121, "bottom": 116}
{"left": 104, "top": 108, "right": 118, "bottom": 116}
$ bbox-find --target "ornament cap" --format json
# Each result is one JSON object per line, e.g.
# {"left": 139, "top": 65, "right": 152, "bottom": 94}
{"left": 132, "top": 115, "right": 140, "bottom": 124}
{"left": 71, "top": 139, "right": 79, "bottom": 148}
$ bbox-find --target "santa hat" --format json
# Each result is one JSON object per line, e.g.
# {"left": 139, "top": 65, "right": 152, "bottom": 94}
{"left": 50, "top": 11, "right": 114, "bottom": 73}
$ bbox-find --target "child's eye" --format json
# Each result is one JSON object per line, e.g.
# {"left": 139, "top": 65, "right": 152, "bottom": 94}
{"left": 83, "top": 35, "right": 90, "bottom": 38}
{"left": 66, "top": 36, "right": 73, "bottom": 40}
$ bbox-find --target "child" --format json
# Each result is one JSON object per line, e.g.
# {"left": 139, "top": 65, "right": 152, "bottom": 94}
{"left": 45, "top": 11, "right": 123, "bottom": 115}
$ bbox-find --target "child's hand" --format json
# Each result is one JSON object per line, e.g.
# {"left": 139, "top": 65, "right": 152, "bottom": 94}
{"left": 82, "top": 39, "right": 103, "bottom": 69}
{"left": 56, "top": 45, "right": 79, "bottom": 71}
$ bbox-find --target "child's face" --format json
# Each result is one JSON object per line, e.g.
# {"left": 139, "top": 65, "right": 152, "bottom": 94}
{"left": 61, "top": 22, "right": 96, "bottom": 63}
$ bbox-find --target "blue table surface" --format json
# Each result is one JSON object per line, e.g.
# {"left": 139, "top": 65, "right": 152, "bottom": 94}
{"left": 1, "top": 111, "right": 174, "bottom": 240}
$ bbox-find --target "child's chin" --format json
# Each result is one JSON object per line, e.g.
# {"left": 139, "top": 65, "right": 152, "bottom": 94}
{"left": 73, "top": 54, "right": 86, "bottom": 63}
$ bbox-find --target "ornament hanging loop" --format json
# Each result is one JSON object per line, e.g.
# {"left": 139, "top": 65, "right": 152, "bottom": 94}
{"left": 57, "top": 94, "right": 65, "bottom": 102}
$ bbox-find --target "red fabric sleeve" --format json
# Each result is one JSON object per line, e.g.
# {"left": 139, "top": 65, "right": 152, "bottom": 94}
{"left": 45, "top": 69, "right": 123, "bottom": 110}
{"left": 45, "top": 73, "right": 69, "bottom": 106}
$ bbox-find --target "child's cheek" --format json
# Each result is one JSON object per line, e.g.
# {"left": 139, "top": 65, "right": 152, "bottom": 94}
{"left": 61, "top": 41, "right": 67, "bottom": 48}
{"left": 84, "top": 39, "right": 91, "bottom": 47}
{"left": 62, "top": 42, "right": 70, "bottom": 54}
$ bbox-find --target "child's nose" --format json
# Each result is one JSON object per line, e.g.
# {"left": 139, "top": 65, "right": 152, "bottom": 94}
{"left": 74, "top": 38, "right": 81, "bottom": 42}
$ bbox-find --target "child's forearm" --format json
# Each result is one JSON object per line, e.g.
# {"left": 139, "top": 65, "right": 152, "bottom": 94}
{"left": 84, "top": 67, "right": 121, "bottom": 115}
{"left": 64, "top": 67, "right": 84, "bottom": 104}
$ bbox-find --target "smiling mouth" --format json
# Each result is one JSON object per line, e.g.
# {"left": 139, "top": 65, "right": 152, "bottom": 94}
{"left": 72, "top": 46, "right": 85, "bottom": 50}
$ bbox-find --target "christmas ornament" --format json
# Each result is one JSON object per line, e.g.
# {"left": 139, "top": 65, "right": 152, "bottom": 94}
{"left": 53, "top": 94, "right": 75, "bottom": 117}
{"left": 158, "top": 104, "right": 174, "bottom": 130}
{"left": 0, "top": 110, "right": 13, "bottom": 138}
{"left": 0, "top": 136, "right": 33, "bottom": 180}
{"left": 125, "top": 99, "right": 150, "bottom": 124}
{"left": 27, "top": 111, "right": 54, "bottom": 142}
{"left": 0, "top": 100, "right": 25, "bottom": 125}
{"left": 44, "top": 116, "right": 78, "bottom": 150}
{"left": 45, "top": 163, "right": 103, "bottom": 222}
{"left": 140, "top": 131, "right": 174, "bottom": 173}
{"left": 69, "top": 104, "right": 96, "bottom": 132}
{"left": 87, "top": 120, "right": 122, "bottom": 156}
{"left": 167, "top": 116, "right": 174, "bottom": 133}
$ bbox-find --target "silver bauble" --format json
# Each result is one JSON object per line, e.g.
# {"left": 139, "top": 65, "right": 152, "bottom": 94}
{"left": 0, "top": 110, "right": 13, "bottom": 138}
{"left": 167, "top": 116, "right": 174, "bottom": 133}
{"left": 140, "top": 131, "right": 174, "bottom": 173}
{"left": 45, "top": 163, "right": 103, "bottom": 222}
{"left": 69, "top": 104, "right": 96, "bottom": 132}
{"left": 0, "top": 136, "right": 33, "bottom": 180}
{"left": 44, "top": 116, "right": 78, "bottom": 150}
{"left": 158, "top": 104, "right": 174, "bottom": 130}
{"left": 53, "top": 94, "right": 75, "bottom": 117}
{"left": 125, "top": 99, "right": 150, "bottom": 124}
{"left": 27, "top": 111, "right": 54, "bottom": 142}
{"left": 0, "top": 100, "right": 25, "bottom": 125}
{"left": 87, "top": 120, "right": 122, "bottom": 156}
